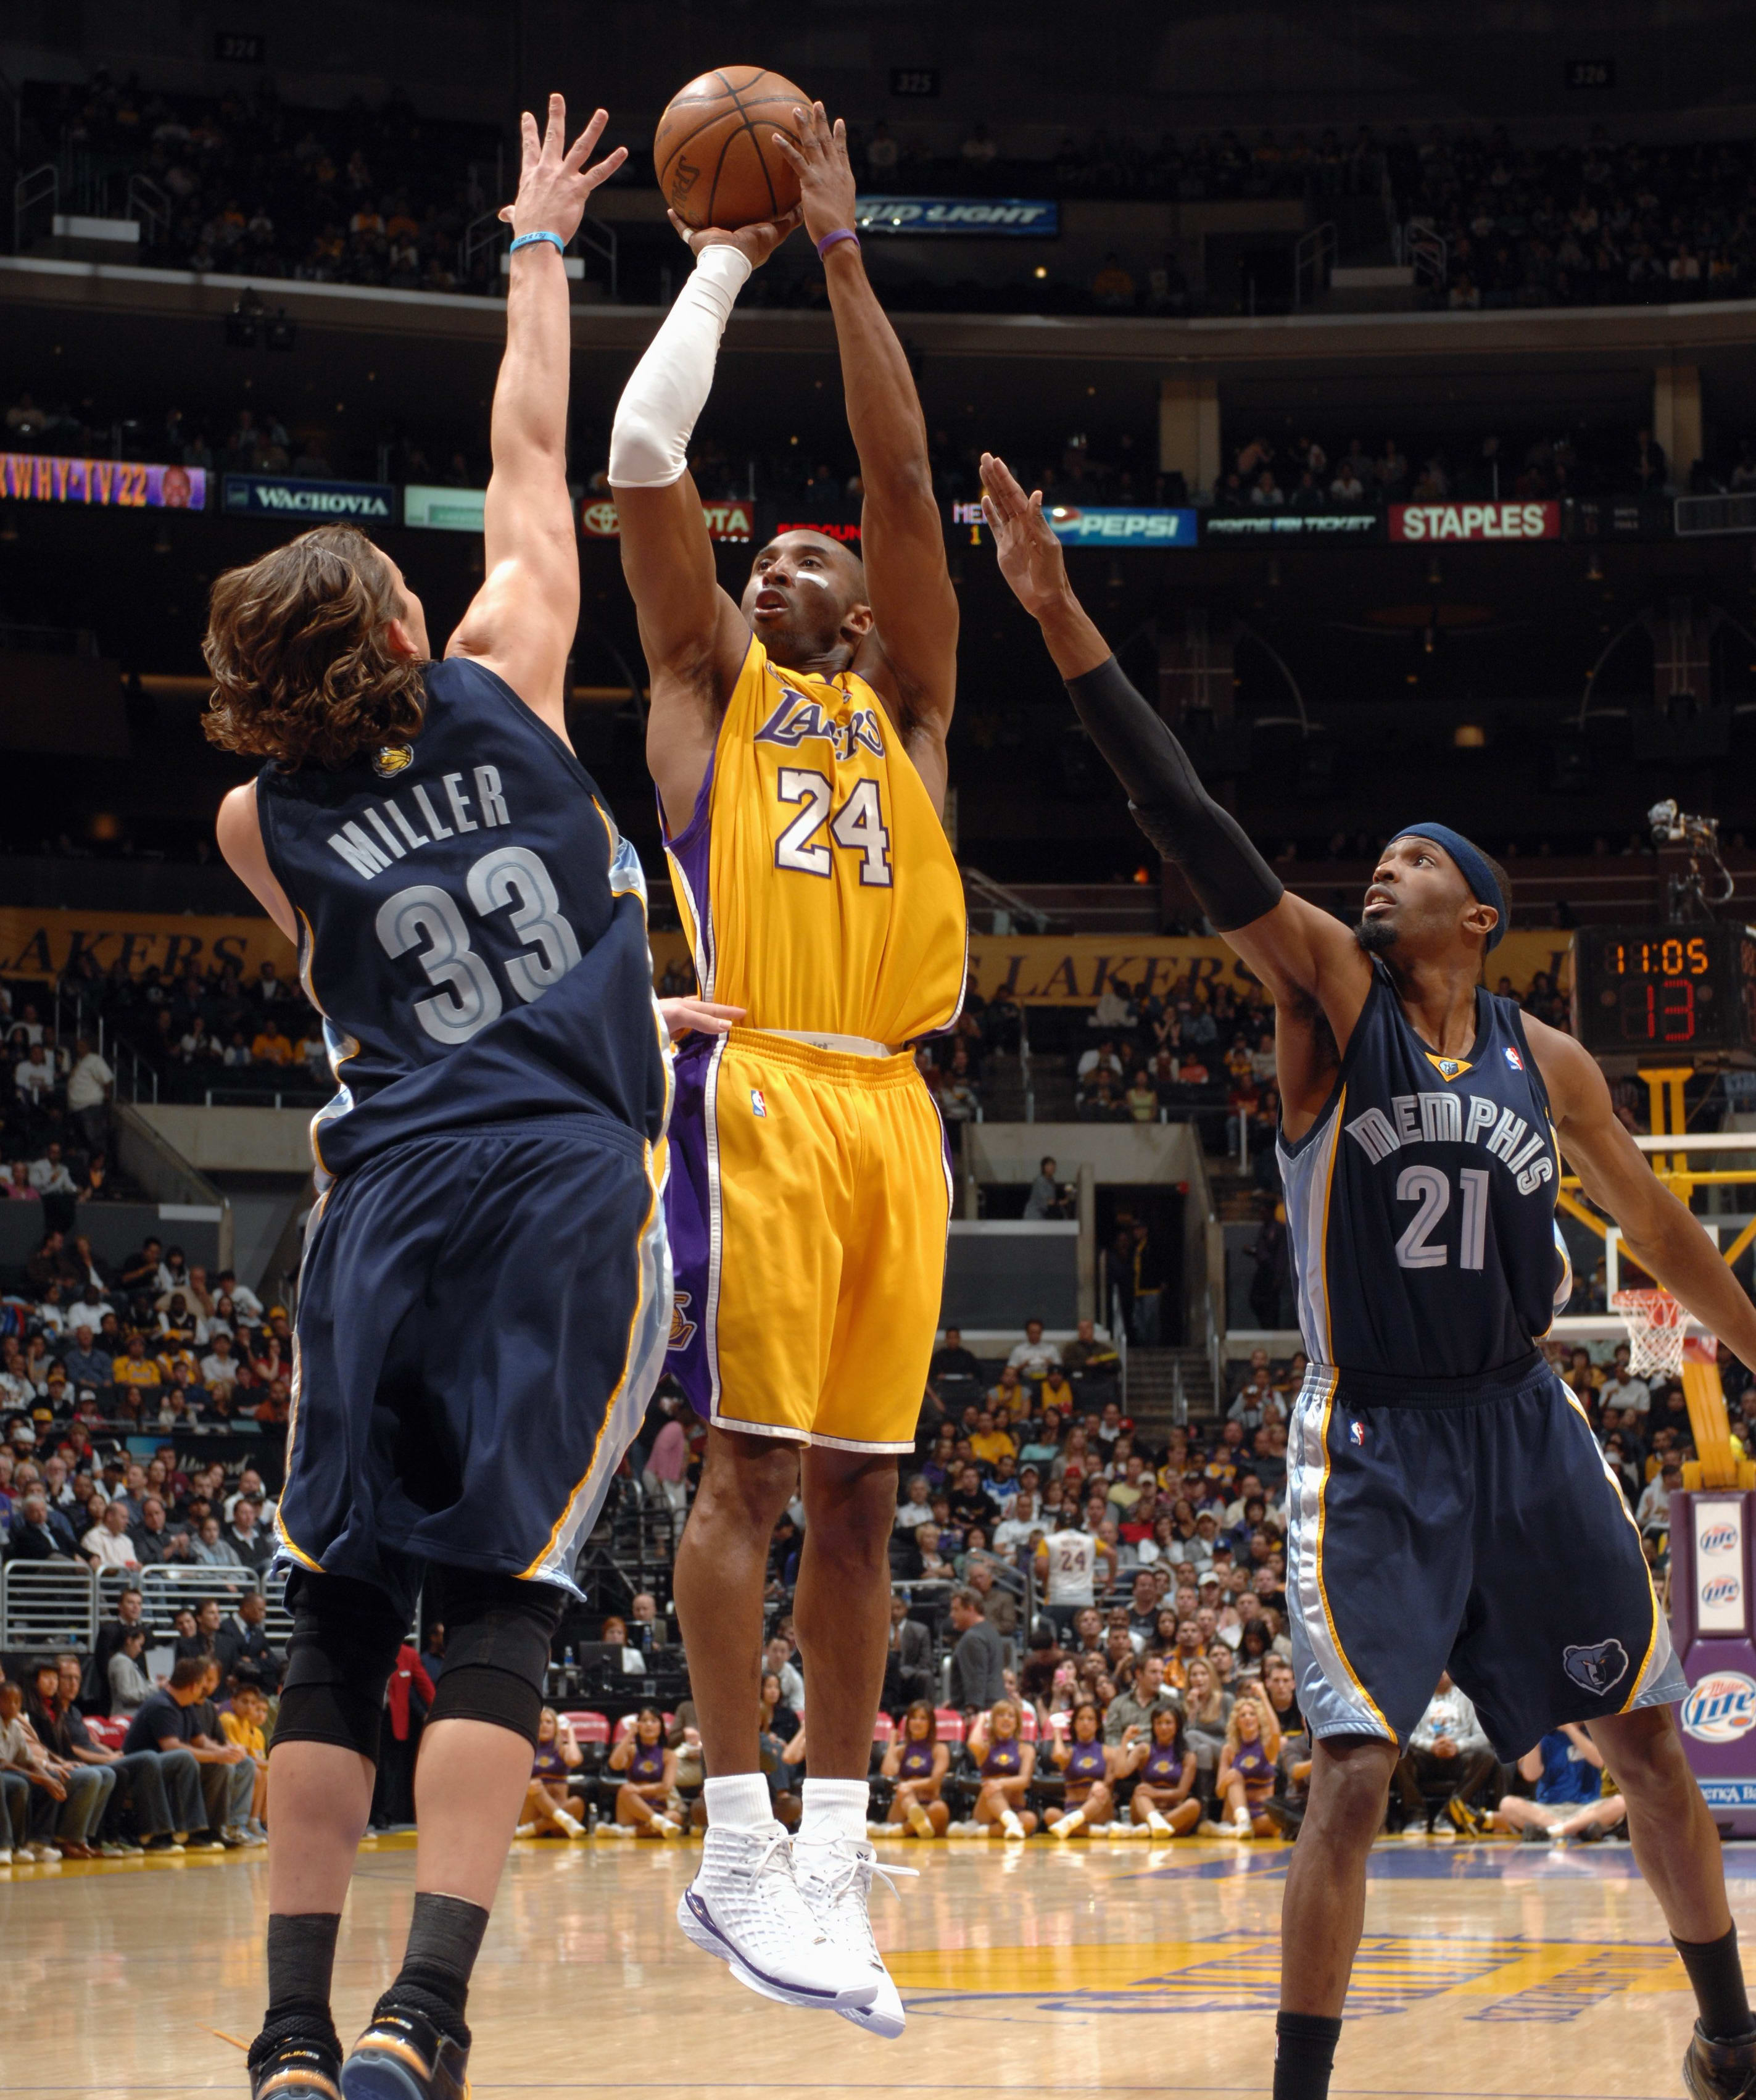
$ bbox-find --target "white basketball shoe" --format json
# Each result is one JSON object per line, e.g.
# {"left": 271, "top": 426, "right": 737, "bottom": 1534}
{"left": 677, "top": 1820, "right": 880, "bottom": 2014}
{"left": 792, "top": 1832, "right": 916, "bottom": 2040}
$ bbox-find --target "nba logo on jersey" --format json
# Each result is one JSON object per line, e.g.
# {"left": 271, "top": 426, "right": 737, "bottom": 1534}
{"left": 750, "top": 1088, "right": 768, "bottom": 1118}
{"left": 1349, "top": 1419, "right": 1365, "bottom": 1446}
{"left": 1504, "top": 1045, "right": 1524, "bottom": 1071}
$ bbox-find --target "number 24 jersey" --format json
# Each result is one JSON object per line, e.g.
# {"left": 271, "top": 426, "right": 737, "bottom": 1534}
{"left": 663, "top": 636, "right": 966, "bottom": 1044}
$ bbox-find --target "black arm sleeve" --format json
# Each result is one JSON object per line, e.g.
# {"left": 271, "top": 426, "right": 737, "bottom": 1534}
{"left": 1065, "top": 654, "right": 1284, "bottom": 932}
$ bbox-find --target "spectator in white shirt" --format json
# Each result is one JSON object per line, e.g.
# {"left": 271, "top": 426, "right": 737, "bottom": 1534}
{"left": 65, "top": 1039, "right": 113, "bottom": 1157}
{"left": 14, "top": 1044, "right": 54, "bottom": 1103}
{"left": 895, "top": 1475, "right": 934, "bottom": 1531}
{"left": 28, "top": 1144, "right": 77, "bottom": 1195}
{"left": 1636, "top": 1459, "right": 1683, "bottom": 1531}
{"left": 83, "top": 1499, "right": 141, "bottom": 1571}
{"left": 65, "top": 1295, "right": 114, "bottom": 1335}
{"left": 1007, "top": 1319, "right": 1061, "bottom": 1384}
{"left": 216, "top": 1272, "right": 264, "bottom": 1326}
{"left": 201, "top": 1334, "right": 240, "bottom": 1388}
{"left": 1394, "top": 1672, "right": 1497, "bottom": 1829}
{"left": 1599, "top": 1344, "right": 1650, "bottom": 1417}
{"left": 1077, "top": 1039, "right": 1124, "bottom": 1082}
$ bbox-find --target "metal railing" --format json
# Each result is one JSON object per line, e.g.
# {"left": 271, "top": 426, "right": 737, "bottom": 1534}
{"left": 6, "top": 1558, "right": 292, "bottom": 1652}
{"left": 577, "top": 212, "right": 618, "bottom": 300}
{"left": 0, "top": 1559, "right": 97, "bottom": 1651}
{"left": 127, "top": 171, "right": 170, "bottom": 247}
{"left": 14, "top": 160, "right": 55, "bottom": 251}
{"left": 963, "top": 866, "right": 1054, "bottom": 934}
{"left": 1109, "top": 1283, "right": 1130, "bottom": 1405}
{"left": 1292, "top": 220, "right": 1336, "bottom": 309}
{"left": 1394, "top": 217, "right": 1449, "bottom": 291}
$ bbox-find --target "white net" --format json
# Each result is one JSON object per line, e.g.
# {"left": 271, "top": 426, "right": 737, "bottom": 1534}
{"left": 1611, "top": 1289, "right": 1690, "bottom": 1381}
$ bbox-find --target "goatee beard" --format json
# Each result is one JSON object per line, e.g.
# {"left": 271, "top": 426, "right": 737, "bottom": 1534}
{"left": 1356, "top": 917, "right": 1398, "bottom": 955}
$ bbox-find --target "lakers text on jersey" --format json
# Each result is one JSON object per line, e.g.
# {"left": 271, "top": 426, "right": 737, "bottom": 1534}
{"left": 661, "top": 636, "right": 966, "bottom": 1453}
{"left": 256, "top": 655, "right": 673, "bottom": 1612}
{"left": 1275, "top": 966, "right": 1683, "bottom": 1756}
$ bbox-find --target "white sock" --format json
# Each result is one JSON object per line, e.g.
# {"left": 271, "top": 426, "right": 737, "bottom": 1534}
{"left": 703, "top": 1773, "right": 773, "bottom": 1831}
{"left": 798, "top": 1778, "right": 870, "bottom": 1846}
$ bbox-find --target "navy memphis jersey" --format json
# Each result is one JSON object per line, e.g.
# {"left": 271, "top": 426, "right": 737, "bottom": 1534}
{"left": 255, "top": 655, "right": 670, "bottom": 1185}
{"left": 1278, "top": 963, "right": 1572, "bottom": 1379}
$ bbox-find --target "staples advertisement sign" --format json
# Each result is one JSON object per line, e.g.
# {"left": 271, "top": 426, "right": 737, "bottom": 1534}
{"left": 1696, "top": 1501, "right": 1748, "bottom": 1635}
{"left": 579, "top": 498, "right": 753, "bottom": 542}
{"left": 1390, "top": 501, "right": 1559, "bottom": 542}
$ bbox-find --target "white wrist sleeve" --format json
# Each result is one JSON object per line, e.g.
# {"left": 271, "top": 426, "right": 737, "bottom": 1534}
{"left": 608, "top": 244, "right": 752, "bottom": 489}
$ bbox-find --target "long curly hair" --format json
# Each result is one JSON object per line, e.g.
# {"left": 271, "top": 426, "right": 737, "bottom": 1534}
{"left": 201, "top": 525, "right": 426, "bottom": 770}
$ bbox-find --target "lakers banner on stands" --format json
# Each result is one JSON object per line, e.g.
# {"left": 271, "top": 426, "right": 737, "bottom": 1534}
{"left": 648, "top": 928, "right": 1573, "bottom": 1005}
{"left": 1, "top": 454, "right": 206, "bottom": 508}
{"left": 0, "top": 908, "right": 296, "bottom": 983}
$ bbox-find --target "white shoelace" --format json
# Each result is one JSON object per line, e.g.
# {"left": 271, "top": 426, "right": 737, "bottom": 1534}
{"left": 800, "top": 1838, "right": 919, "bottom": 1945}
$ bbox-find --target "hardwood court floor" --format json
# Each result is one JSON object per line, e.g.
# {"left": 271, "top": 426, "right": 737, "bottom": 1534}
{"left": 3, "top": 1829, "right": 1741, "bottom": 2096}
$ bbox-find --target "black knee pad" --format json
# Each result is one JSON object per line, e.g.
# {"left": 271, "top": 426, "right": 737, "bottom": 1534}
{"left": 426, "top": 1569, "right": 566, "bottom": 1749}
{"left": 275, "top": 1569, "right": 409, "bottom": 1764}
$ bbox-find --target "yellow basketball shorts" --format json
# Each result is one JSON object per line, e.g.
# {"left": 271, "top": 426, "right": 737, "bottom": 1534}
{"left": 664, "top": 1027, "right": 951, "bottom": 1453}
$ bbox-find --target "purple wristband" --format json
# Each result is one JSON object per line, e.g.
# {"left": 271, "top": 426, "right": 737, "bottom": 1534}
{"left": 816, "top": 227, "right": 861, "bottom": 261}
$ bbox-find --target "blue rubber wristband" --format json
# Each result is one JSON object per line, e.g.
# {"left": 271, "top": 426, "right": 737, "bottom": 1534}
{"left": 510, "top": 230, "right": 566, "bottom": 256}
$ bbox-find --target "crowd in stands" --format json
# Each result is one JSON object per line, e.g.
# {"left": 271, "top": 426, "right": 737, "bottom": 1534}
{"left": 22, "top": 73, "right": 500, "bottom": 294}
{"left": 0, "top": 1270, "right": 1676, "bottom": 1856}
{"left": 1386, "top": 126, "right": 1756, "bottom": 312}
{"left": 46, "top": 956, "right": 333, "bottom": 1103}
{"left": 0, "top": 1216, "right": 292, "bottom": 1450}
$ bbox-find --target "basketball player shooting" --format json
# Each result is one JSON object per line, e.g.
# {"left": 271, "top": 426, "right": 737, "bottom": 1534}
{"left": 609, "top": 99, "right": 964, "bottom": 2034}
{"left": 980, "top": 450, "right": 1756, "bottom": 2100}
{"left": 205, "top": 99, "right": 724, "bottom": 2100}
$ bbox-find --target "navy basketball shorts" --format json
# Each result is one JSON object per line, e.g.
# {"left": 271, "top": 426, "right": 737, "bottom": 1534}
{"left": 1285, "top": 1351, "right": 1685, "bottom": 1759}
{"left": 276, "top": 1114, "right": 671, "bottom": 1623}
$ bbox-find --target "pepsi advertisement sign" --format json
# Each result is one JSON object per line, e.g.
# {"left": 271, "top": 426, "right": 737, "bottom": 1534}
{"left": 1045, "top": 505, "right": 1197, "bottom": 548}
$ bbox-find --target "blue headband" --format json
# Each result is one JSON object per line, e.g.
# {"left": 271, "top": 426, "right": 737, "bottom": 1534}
{"left": 1388, "top": 823, "right": 1507, "bottom": 950}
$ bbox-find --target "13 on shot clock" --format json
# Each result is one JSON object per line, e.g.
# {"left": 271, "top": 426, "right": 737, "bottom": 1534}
{"left": 1572, "top": 924, "right": 1756, "bottom": 1055}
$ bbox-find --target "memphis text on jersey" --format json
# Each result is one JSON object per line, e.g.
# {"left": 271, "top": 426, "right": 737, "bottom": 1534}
{"left": 1344, "top": 1085, "right": 1556, "bottom": 1200}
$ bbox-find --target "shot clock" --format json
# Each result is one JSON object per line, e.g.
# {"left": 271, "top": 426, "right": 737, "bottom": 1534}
{"left": 1572, "top": 924, "right": 1756, "bottom": 1056}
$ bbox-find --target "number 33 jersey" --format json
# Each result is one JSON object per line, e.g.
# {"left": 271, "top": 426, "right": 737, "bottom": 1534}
{"left": 663, "top": 636, "right": 966, "bottom": 1044}
{"left": 255, "top": 654, "right": 671, "bottom": 1184}
{"left": 1278, "top": 963, "right": 1573, "bottom": 1379}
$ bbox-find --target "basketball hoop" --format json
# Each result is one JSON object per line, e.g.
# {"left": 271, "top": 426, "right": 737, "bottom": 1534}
{"left": 1611, "top": 1289, "right": 1696, "bottom": 1380}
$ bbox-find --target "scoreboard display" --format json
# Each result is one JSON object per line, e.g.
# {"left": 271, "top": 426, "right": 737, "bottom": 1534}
{"left": 1572, "top": 924, "right": 1756, "bottom": 1056}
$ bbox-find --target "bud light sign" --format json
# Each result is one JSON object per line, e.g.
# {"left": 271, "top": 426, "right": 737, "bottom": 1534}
{"left": 1696, "top": 1500, "right": 1747, "bottom": 1635}
{"left": 1683, "top": 1671, "right": 1756, "bottom": 1744}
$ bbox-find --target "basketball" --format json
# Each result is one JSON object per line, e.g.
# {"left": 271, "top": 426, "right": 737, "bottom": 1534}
{"left": 653, "top": 65, "right": 810, "bottom": 231}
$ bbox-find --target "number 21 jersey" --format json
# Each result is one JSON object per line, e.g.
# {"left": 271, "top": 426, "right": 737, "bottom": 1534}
{"left": 1277, "top": 963, "right": 1573, "bottom": 1379}
{"left": 663, "top": 636, "right": 966, "bottom": 1044}
{"left": 255, "top": 655, "right": 669, "bottom": 1184}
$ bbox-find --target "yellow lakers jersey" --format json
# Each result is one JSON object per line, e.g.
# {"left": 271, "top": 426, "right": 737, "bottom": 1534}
{"left": 664, "top": 636, "right": 966, "bottom": 1044}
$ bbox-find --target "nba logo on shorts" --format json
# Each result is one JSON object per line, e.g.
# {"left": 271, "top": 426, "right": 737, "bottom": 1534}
{"left": 750, "top": 1089, "right": 767, "bottom": 1118}
{"left": 1349, "top": 1419, "right": 1365, "bottom": 1446}
{"left": 1504, "top": 1045, "right": 1524, "bottom": 1072}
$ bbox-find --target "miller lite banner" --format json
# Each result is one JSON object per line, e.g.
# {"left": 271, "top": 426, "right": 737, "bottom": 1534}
{"left": 1389, "top": 500, "right": 1560, "bottom": 542}
{"left": 1696, "top": 1501, "right": 1749, "bottom": 1635}
{"left": 579, "top": 497, "right": 754, "bottom": 542}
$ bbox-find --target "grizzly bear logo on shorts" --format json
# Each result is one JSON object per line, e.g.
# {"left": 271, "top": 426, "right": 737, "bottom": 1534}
{"left": 1562, "top": 1639, "right": 1631, "bottom": 1696}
